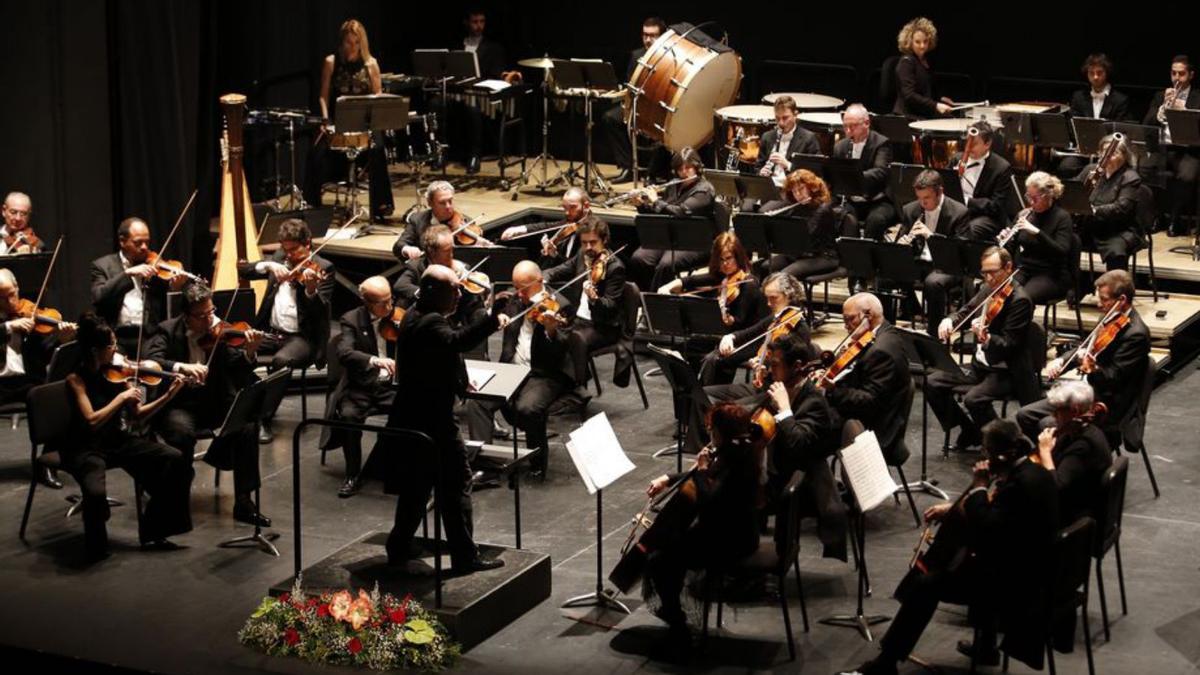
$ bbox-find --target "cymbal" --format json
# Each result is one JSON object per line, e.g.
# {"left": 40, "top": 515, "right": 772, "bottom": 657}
{"left": 518, "top": 57, "right": 556, "bottom": 69}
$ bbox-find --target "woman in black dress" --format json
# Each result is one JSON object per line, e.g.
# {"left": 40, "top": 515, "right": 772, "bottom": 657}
{"left": 764, "top": 169, "right": 844, "bottom": 280}
{"left": 1007, "top": 171, "right": 1076, "bottom": 304}
{"left": 892, "top": 17, "right": 953, "bottom": 119}
{"left": 658, "top": 232, "right": 764, "bottom": 331}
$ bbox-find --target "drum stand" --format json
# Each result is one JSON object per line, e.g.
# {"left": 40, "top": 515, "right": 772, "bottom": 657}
{"left": 268, "top": 117, "right": 308, "bottom": 212}
{"left": 627, "top": 86, "right": 643, "bottom": 187}
{"left": 333, "top": 145, "right": 369, "bottom": 220}
{"left": 562, "top": 91, "right": 612, "bottom": 197}
{"left": 516, "top": 73, "right": 567, "bottom": 193}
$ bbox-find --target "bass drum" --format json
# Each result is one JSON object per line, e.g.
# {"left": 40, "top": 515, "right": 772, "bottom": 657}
{"left": 625, "top": 27, "right": 742, "bottom": 152}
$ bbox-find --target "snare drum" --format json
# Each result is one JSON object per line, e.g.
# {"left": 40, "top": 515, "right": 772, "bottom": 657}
{"left": 625, "top": 28, "right": 742, "bottom": 151}
{"left": 909, "top": 118, "right": 973, "bottom": 168}
{"left": 328, "top": 124, "right": 371, "bottom": 152}
{"left": 715, "top": 105, "right": 775, "bottom": 165}
{"left": 761, "top": 92, "right": 844, "bottom": 110}
{"left": 798, "top": 112, "right": 846, "bottom": 155}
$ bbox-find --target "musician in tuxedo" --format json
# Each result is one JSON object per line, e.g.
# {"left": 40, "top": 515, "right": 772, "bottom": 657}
{"left": 1143, "top": 55, "right": 1200, "bottom": 235}
{"left": 462, "top": 261, "right": 575, "bottom": 476}
{"left": 1008, "top": 172, "right": 1076, "bottom": 305}
{"left": 1069, "top": 54, "right": 1131, "bottom": 122}
{"left": 90, "top": 217, "right": 188, "bottom": 356}
{"left": 321, "top": 276, "right": 398, "bottom": 498}
{"left": 833, "top": 104, "right": 896, "bottom": 240}
{"left": 393, "top": 225, "right": 488, "bottom": 346}
{"left": 237, "top": 218, "right": 334, "bottom": 443}
{"left": 383, "top": 264, "right": 509, "bottom": 573}
{"left": 599, "top": 16, "right": 667, "bottom": 184}
{"left": 543, "top": 217, "right": 631, "bottom": 387}
{"left": 951, "top": 120, "right": 1015, "bottom": 240}
{"left": 891, "top": 17, "right": 953, "bottom": 118}
{"left": 1075, "top": 134, "right": 1143, "bottom": 272}
{"left": 894, "top": 170, "right": 969, "bottom": 336}
{"left": 701, "top": 272, "right": 807, "bottom": 388}
{"left": 1017, "top": 270, "right": 1149, "bottom": 446}
{"left": 755, "top": 96, "right": 822, "bottom": 189}
{"left": 394, "top": 181, "right": 481, "bottom": 261}
{"left": 840, "top": 419, "right": 1059, "bottom": 674}
{"left": 500, "top": 187, "right": 595, "bottom": 267}
{"left": 146, "top": 282, "right": 270, "bottom": 527}
{"left": 629, "top": 147, "right": 717, "bottom": 290}
{"left": 1032, "top": 381, "right": 1112, "bottom": 525}
{"left": 1, "top": 192, "right": 47, "bottom": 254}
{"left": 929, "top": 247, "right": 1038, "bottom": 451}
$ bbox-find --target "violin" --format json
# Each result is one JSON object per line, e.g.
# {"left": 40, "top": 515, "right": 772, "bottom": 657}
{"left": 1049, "top": 299, "right": 1131, "bottom": 380}
{"left": 588, "top": 249, "right": 609, "bottom": 285}
{"left": 197, "top": 320, "right": 282, "bottom": 352}
{"left": 146, "top": 251, "right": 204, "bottom": 283}
{"left": 947, "top": 269, "right": 1019, "bottom": 339}
{"left": 814, "top": 319, "right": 875, "bottom": 389}
{"left": 377, "top": 306, "right": 407, "bottom": 342}
{"left": 449, "top": 211, "right": 487, "bottom": 246}
{"left": 749, "top": 307, "right": 807, "bottom": 387}
{"left": 549, "top": 222, "right": 578, "bottom": 249}
{"left": 13, "top": 298, "right": 67, "bottom": 334}
{"left": 526, "top": 293, "right": 568, "bottom": 329}
{"left": 453, "top": 259, "right": 492, "bottom": 295}
{"left": 3, "top": 228, "right": 41, "bottom": 253}
{"left": 283, "top": 257, "right": 328, "bottom": 284}
{"left": 104, "top": 359, "right": 184, "bottom": 387}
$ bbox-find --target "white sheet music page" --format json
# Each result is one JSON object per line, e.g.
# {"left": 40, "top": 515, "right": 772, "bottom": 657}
{"left": 466, "top": 367, "right": 495, "bottom": 392}
{"left": 567, "top": 412, "right": 636, "bottom": 493}
{"left": 839, "top": 430, "right": 899, "bottom": 512}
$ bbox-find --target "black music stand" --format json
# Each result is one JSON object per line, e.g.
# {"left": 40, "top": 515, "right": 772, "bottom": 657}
{"left": 706, "top": 170, "right": 780, "bottom": 203}
{"left": 887, "top": 163, "right": 965, "bottom": 206}
{"left": 413, "top": 49, "right": 480, "bottom": 179}
{"left": 791, "top": 156, "right": 866, "bottom": 199}
{"left": 1058, "top": 180, "right": 1092, "bottom": 215}
{"left": 551, "top": 59, "right": 620, "bottom": 196}
{"left": 1028, "top": 112, "right": 1072, "bottom": 149}
{"left": 454, "top": 246, "right": 528, "bottom": 286}
{"left": 640, "top": 293, "right": 727, "bottom": 338}
{"left": 1164, "top": 109, "right": 1200, "bottom": 259}
{"left": 1070, "top": 117, "right": 1107, "bottom": 155}
{"left": 333, "top": 94, "right": 409, "bottom": 219}
{"left": 2, "top": 252, "right": 52, "bottom": 301}
{"left": 733, "top": 212, "right": 812, "bottom": 262}
{"left": 167, "top": 288, "right": 256, "bottom": 324}
{"left": 217, "top": 368, "right": 290, "bottom": 555}
{"left": 895, "top": 327, "right": 958, "bottom": 501}
{"left": 463, "top": 359, "right": 532, "bottom": 549}
{"left": 645, "top": 343, "right": 705, "bottom": 474}
{"left": 634, "top": 214, "right": 718, "bottom": 287}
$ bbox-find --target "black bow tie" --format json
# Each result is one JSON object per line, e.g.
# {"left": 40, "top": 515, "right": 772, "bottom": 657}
{"left": 966, "top": 162, "right": 981, "bottom": 169}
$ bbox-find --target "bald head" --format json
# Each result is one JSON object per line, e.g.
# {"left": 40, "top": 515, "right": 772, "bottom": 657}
{"left": 562, "top": 187, "right": 590, "bottom": 222}
{"left": 358, "top": 276, "right": 392, "bottom": 316}
{"left": 843, "top": 292, "right": 884, "bottom": 330}
{"left": 2, "top": 192, "right": 31, "bottom": 231}
{"left": 842, "top": 103, "right": 871, "bottom": 143}
{"left": 512, "top": 260, "right": 545, "bottom": 302}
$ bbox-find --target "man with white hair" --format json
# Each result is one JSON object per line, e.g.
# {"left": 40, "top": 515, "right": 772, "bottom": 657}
{"left": 392, "top": 181, "right": 477, "bottom": 260}
{"left": 1, "top": 192, "right": 47, "bottom": 254}
{"left": 832, "top": 104, "right": 896, "bottom": 240}
{"left": 1035, "top": 380, "right": 1112, "bottom": 524}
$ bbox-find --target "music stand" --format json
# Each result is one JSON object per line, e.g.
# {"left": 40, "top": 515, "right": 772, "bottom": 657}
{"left": 413, "top": 49, "right": 480, "bottom": 179}
{"left": 790, "top": 156, "right": 866, "bottom": 199}
{"left": 634, "top": 214, "right": 718, "bottom": 287}
{"left": 167, "top": 288, "right": 256, "bottom": 324}
{"left": 640, "top": 293, "right": 727, "bottom": 338}
{"left": 706, "top": 170, "right": 781, "bottom": 204}
{"left": 551, "top": 59, "right": 620, "bottom": 196}
{"left": 454, "top": 246, "right": 528, "bottom": 287}
{"left": 1070, "top": 117, "right": 1107, "bottom": 155}
{"left": 257, "top": 206, "right": 336, "bottom": 244}
{"left": 2, "top": 252, "right": 52, "bottom": 300}
{"left": 645, "top": 343, "right": 706, "bottom": 473}
{"left": 463, "top": 359, "right": 532, "bottom": 548}
{"left": 887, "top": 163, "right": 964, "bottom": 206}
{"left": 1165, "top": 108, "right": 1200, "bottom": 146}
{"left": 217, "top": 367, "right": 291, "bottom": 555}
{"left": 1029, "top": 112, "right": 1072, "bottom": 149}
{"left": 332, "top": 94, "right": 409, "bottom": 218}
{"left": 895, "top": 327, "right": 957, "bottom": 500}
{"left": 733, "top": 212, "right": 813, "bottom": 262}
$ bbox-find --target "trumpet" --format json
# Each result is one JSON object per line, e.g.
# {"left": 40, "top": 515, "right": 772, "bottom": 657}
{"left": 602, "top": 176, "right": 693, "bottom": 207}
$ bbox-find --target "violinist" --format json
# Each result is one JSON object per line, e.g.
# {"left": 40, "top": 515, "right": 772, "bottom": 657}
{"left": 1007, "top": 172, "right": 1075, "bottom": 305}
{"left": 929, "top": 247, "right": 1038, "bottom": 452}
{"left": 839, "top": 419, "right": 1058, "bottom": 675}
{"left": 761, "top": 170, "right": 842, "bottom": 280}
{"left": 1, "top": 192, "right": 47, "bottom": 254}
{"left": 1033, "top": 381, "right": 1112, "bottom": 525}
{"left": 145, "top": 282, "right": 270, "bottom": 527}
{"left": 1074, "top": 133, "right": 1142, "bottom": 272}
{"left": 463, "top": 261, "right": 575, "bottom": 477}
{"left": 543, "top": 218, "right": 629, "bottom": 388}
{"left": 1017, "top": 270, "right": 1149, "bottom": 445}
{"left": 393, "top": 181, "right": 478, "bottom": 261}
{"left": 951, "top": 121, "right": 1015, "bottom": 240}
{"left": 393, "top": 225, "right": 488, "bottom": 350}
{"left": 657, "top": 232, "right": 763, "bottom": 331}
{"left": 63, "top": 313, "right": 194, "bottom": 561}
{"left": 237, "top": 218, "right": 335, "bottom": 443}
{"left": 500, "top": 187, "right": 597, "bottom": 267}
{"left": 628, "top": 147, "right": 717, "bottom": 291}
{"left": 702, "top": 272, "right": 807, "bottom": 389}
{"left": 321, "top": 276, "right": 398, "bottom": 498}
{"left": 90, "top": 217, "right": 188, "bottom": 355}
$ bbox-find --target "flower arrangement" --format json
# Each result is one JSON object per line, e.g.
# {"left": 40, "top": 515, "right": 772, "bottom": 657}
{"left": 239, "top": 577, "right": 459, "bottom": 671}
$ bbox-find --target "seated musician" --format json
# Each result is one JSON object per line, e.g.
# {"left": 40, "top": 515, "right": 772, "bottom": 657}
{"left": 1032, "top": 381, "right": 1113, "bottom": 525}
{"left": 542, "top": 217, "right": 630, "bottom": 388}
{"left": 658, "top": 232, "right": 764, "bottom": 331}
{"left": 1060, "top": 53, "right": 1132, "bottom": 178}
{"left": 393, "top": 225, "right": 489, "bottom": 353}
{"left": 90, "top": 217, "right": 189, "bottom": 356}
{"left": 754, "top": 96, "right": 821, "bottom": 189}
{"left": 951, "top": 120, "right": 1015, "bottom": 240}
{"left": 1075, "top": 133, "right": 1142, "bottom": 272}
{"left": 598, "top": 16, "right": 668, "bottom": 184}
{"left": 702, "top": 272, "right": 807, "bottom": 388}
{"left": 146, "top": 282, "right": 270, "bottom": 527}
{"left": 1008, "top": 172, "right": 1075, "bottom": 305}
{"left": 500, "top": 187, "right": 595, "bottom": 267}
{"left": 833, "top": 104, "right": 896, "bottom": 240}
{"left": 322, "top": 276, "right": 398, "bottom": 498}
{"left": 394, "top": 181, "right": 486, "bottom": 261}
{"left": 463, "top": 261, "right": 574, "bottom": 477}
{"left": 759, "top": 169, "right": 842, "bottom": 280}
{"left": 301, "top": 19, "right": 394, "bottom": 222}
{"left": 1017, "top": 270, "right": 1149, "bottom": 445}
{"left": 628, "top": 146, "right": 717, "bottom": 291}
{"left": 64, "top": 314, "right": 194, "bottom": 561}
{"left": 237, "top": 218, "right": 334, "bottom": 443}
{"left": 1143, "top": 54, "right": 1198, "bottom": 236}
{"left": 839, "top": 419, "right": 1059, "bottom": 674}
{"left": 891, "top": 17, "right": 953, "bottom": 118}
{"left": 1, "top": 191, "right": 47, "bottom": 254}
{"left": 642, "top": 402, "right": 764, "bottom": 646}
{"left": 894, "top": 170, "right": 968, "bottom": 336}
{"left": 929, "top": 247, "right": 1038, "bottom": 452}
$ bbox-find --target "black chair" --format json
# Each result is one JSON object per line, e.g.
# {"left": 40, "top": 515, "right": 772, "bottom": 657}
{"left": 46, "top": 340, "right": 80, "bottom": 382}
{"left": 1093, "top": 456, "right": 1129, "bottom": 642}
{"left": 1028, "top": 516, "right": 1097, "bottom": 675}
{"left": 1131, "top": 183, "right": 1160, "bottom": 301}
{"left": 586, "top": 282, "right": 649, "bottom": 409}
{"left": 886, "top": 381, "right": 923, "bottom": 527}
{"left": 1040, "top": 233, "right": 1086, "bottom": 338}
{"left": 703, "top": 470, "right": 808, "bottom": 662}
{"left": 1116, "top": 358, "right": 1160, "bottom": 498}
{"left": 999, "top": 321, "right": 1048, "bottom": 418}
{"left": 319, "top": 334, "right": 344, "bottom": 466}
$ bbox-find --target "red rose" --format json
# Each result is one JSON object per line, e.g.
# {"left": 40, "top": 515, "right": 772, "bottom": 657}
{"left": 317, "top": 603, "right": 331, "bottom": 618}
{"left": 388, "top": 608, "right": 407, "bottom": 624}
{"left": 401, "top": 593, "right": 413, "bottom": 609}
{"left": 278, "top": 593, "right": 290, "bottom": 605}
{"left": 284, "top": 628, "right": 300, "bottom": 646}
{"left": 307, "top": 598, "right": 319, "bottom": 608}
{"left": 347, "top": 637, "right": 363, "bottom": 654}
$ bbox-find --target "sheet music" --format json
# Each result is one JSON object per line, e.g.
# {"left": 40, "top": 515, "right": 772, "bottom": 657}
{"left": 474, "top": 79, "right": 511, "bottom": 92}
{"left": 567, "top": 412, "right": 636, "bottom": 493}
{"left": 839, "top": 430, "right": 899, "bottom": 512}
{"left": 466, "top": 366, "right": 495, "bottom": 392}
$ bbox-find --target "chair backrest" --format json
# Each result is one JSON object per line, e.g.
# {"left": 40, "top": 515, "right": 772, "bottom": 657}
{"left": 1027, "top": 321, "right": 1047, "bottom": 373}
{"left": 325, "top": 334, "right": 344, "bottom": 394}
{"left": 46, "top": 341, "right": 81, "bottom": 383}
{"left": 777, "top": 470, "right": 805, "bottom": 568}
{"left": 1094, "top": 456, "right": 1129, "bottom": 556}
{"left": 26, "top": 380, "right": 74, "bottom": 447}
{"left": 1133, "top": 183, "right": 1156, "bottom": 238}
{"left": 883, "top": 380, "right": 915, "bottom": 467}
{"left": 712, "top": 199, "right": 732, "bottom": 233}
{"left": 876, "top": 55, "right": 900, "bottom": 110}
{"left": 832, "top": 203, "right": 861, "bottom": 238}
{"left": 620, "top": 282, "right": 642, "bottom": 339}
{"left": 1068, "top": 232, "right": 1083, "bottom": 275}
{"left": 1053, "top": 516, "right": 1096, "bottom": 609}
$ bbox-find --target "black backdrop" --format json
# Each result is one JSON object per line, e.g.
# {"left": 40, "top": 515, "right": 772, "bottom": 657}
{"left": 3, "top": 0, "right": 1193, "bottom": 317}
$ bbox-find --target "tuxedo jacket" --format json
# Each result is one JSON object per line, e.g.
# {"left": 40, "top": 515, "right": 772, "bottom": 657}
{"left": 951, "top": 282, "right": 1039, "bottom": 404}
{"left": 543, "top": 250, "right": 627, "bottom": 334}
{"left": 89, "top": 252, "right": 169, "bottom": 331}
{"left": 899, "top": 196, "right": 970, "bottom": 239}
{"left": 497, "top": 293, "right": 574, "bottom": 382}
{"left": 753, "top": 126, "right": 822, "bottom": 177}
{"left": 1068, "top": 88, "right": 1131, "bottom": 121}
{"left": 832, "top": 130, "right": 893, "bottom": 200}
{"left": 237, "top": 249, "right": 335, "bottom": 365}
{"left": 949, "top": 151, "right": 1016, "bottom": 223}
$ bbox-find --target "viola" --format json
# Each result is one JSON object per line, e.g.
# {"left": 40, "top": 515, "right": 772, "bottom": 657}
{"left": 13, "top": 298, "right": 67, "bottom": 334}
{"left": 283, "top": 256, "right": 328, "bottom": 284}
{"left": 980, "top": 277, "right": 1014, "bottom": 329}
{"left": 815, "top": 320, "right": 875, "bottom": 389}
{"left": 548, "top": 222, "right": 578, "bottom": 249}
{"left": 146, "top": 251, "right": 204, "bottom": 283}
{"left": 4, "top": 228, "right": 41, "bottom": 253}
{"left": 453, "top": 260, "right": 492, "bottom": 296}
{"left": 104, "top": 359, "right": 183, "bottom": 387}
{"left": 377, "top": 306, "right": 407, "bottom": 343}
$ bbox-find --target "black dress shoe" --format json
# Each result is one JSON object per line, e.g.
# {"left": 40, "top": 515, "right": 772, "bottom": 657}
{"left": 957, "top": 639, "right": 1001, "bottom": 666}
{"left": 233, "top": 505, "right": 272, "bottom": 528}
{"left": 338, "top": 475, "right": 363, "bottom": 498}
{"left": 37, "top": 466, "right": 63, "bottom": 489}
{"left": 257, "top": 420, "right": 274, "bottom": 444}
{"left": 140, "top": 539, "right": 184, "bottom": 551}
{"left": 611, "top": 168, "right": 634, "bottom": 184}
{"left": 466, "top": 156, "right": 481, "bottom": 174}
{"left": 452, "top": 556, "right": 504, "bottom": 573}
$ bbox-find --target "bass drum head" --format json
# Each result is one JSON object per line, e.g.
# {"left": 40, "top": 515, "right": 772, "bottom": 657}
{"left": 663, "top": 49, "right": 742, "bottom": 152}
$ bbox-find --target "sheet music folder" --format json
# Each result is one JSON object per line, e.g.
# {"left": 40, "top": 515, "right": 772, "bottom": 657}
{"left": 566, "top": 412, "right": 636, "bottom": 494}
{"left": 839, "top": 430, "right": 899, "bottom": 512}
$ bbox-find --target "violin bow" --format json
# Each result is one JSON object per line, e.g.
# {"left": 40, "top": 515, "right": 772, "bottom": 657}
{"left": 156, "top": 188, "right": 200, "bottom": 262}
{"left": 501, "top": 219, "right": 573, "bottom": 241}
{"left": 505, "top": 245, "right": 627, "bottom": 323}
{"left": 203, "top": 283, "right": 244, "bottom": 369}
{"left": 948, "top": 268, "right": 1021, "bottom": 336}
{"left": 292, "top": 212, "right": 362, "bottom": 270}
{"left": 30, "top": 236, "right": 64, "bottom": 315}
{"left": 723, "top": 306, "right": 808, "bottom": 359}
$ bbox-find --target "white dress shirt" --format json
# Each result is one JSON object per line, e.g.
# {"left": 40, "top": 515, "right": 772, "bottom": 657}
{"left": 960, "top": 153, "right": 987, "bottom": 202}
{"left": 117, "top": 251, "right": 145, "bottom": 328}
{"left": 770, "top": 126, "right": 795, "bottom": 186}
{"left": 256, "top": 261, "right": 302, "bottom": 334}
{"left": 463, "top": 36, "right": 481, "bottom": 53}
{"left": 1090, "top": 85, "right": 1111, "bottom": 119}
{"left": 850, "top": 139, "right": 866, "bottom": 159}
{"left": 0, "top": 322, "right": 26, "bottom": 378}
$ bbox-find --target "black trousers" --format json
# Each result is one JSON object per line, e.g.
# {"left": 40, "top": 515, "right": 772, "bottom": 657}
{"left": 768, "top": 254, "right": 840, "bottom": 280}
{"left": 698, "top": 345, "right": 757, "bottom": 386}
{"left": 336, "top": 383, "right": 396, "bottom": 478}
{"left": 1166, "top": 149, "right": 1200, "bottom": 225}
{"left": 428, "top": 95, "right": 485, "bottom": 160}
{"left": 1015, "top": 397, "right": 1055, "bottom": 443}
{"left": 600, "top": 103, "right": 633, "bottom": 171}
{"left": 567, "top": 319, "right": 621, "bottom": 386}
{"left": 629, "top": 248, "right": 710, "bottom": 291}
{"left": 64, "top": 437, "right": 194, "bottom": 553}
{"left": 1085, "top": 231, "right": 1138, "bottom": 272}
{"left": 386, "top": 432, "right": 478, "bottom": 567}
{"left": 258, "top": 334, "right": 316, "bottom": 422}
{"left": 156, "top": 406, "right": 260, "bottom": 497}
{"left": 923, "top": 270, "right": 961, "bottom": 338}
{"left": 1013, "top": 268, "right": 1072, "bottom": 305}
{"left": 303, "top": 133, "right": 394, "bottom": 216}
{"left": 850, "top": 200, "right": 898, "bottom": 241}
{"left": 463, "top": 372, "right": 571, "bottom": 472}
{"left": 0, "top": 374, "right": 36, "bottom": 406}
{"left": 925, "top": 363, "right": 1013, "bottom": 437}
{"left": 881, "top": 561, "right": 994, "bottom": 663}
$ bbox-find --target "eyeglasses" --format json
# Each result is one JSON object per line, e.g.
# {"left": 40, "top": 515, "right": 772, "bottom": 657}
{"left": 4, "top": 209, "right": 30, "bottom": 218}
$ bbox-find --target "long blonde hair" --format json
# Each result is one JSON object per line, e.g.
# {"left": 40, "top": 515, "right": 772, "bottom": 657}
{"left": 897, "top": 17, "right": 937, "bottom": 55}
{"left": 339, "top": 19, "right": 372, "bottom": 63}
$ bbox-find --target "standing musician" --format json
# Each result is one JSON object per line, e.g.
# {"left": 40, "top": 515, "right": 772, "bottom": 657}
{"left": 761, "top": 170, "right": 844, "bottom": 280}
{"left": 1017, "top": 270, "right": 1149, "bottom": 444}
{"left": 1075, "top": 134, "right": 1143, "bottom": 272}
{"left": 894, "top": 170, "right": 968, "bottom": 336}
{"left": 543, "top": 218, "right": 630, "bottom": 388}
{"left": 641, "top": 402, "right": 763, "bottom": 646}
{"left": 1069, "top": 53, "right": 1131, "bottom": 122}
{"left": 1033, "top": 381, "right": 1113, "bottom": 525}
{"left": 322, "top": 276, "right": 399, "bottom": 498}
{"left": 302, "top": 19, "right": 394, "bottom": 222}
{"left": 394, "top": 181, "right": 487, "bottom": 261}
{"left": 463, "top": 261, "right": 575, "bottom": 477}
{"left": 382, "top": 264, "right": 510, "bottom": 573}
{"left": 628, "top": 147, "right": 717, "bottom": 290}
{"left": 839, "top": 419, "right": 1059, "bottom": 675}
{"left": 599, "top": 16, "right": 668, "bottom": 184}
{"left": 237, "top": 218, "right": 335, "bottom": 443}
{"left": 754, "top": 96, "right": 822, "bottom": 189}
{"left": 146, "top": 282, "right": 270, "bottom": 527}
{"left": 832, "top": 104, "right": 896, "bottom": 240}
{"left": 1006, "top": 172, "right": 1076, "bottom": 305}
{"left": 64, "top": 314, "right": 195, "bottom": 561}
{"left": 499, "top": 187, "right": 596, "bottom": 267}
{"left": 929, "top": 247, "right": 1038, "bottom": 452}
{"left": 657, "top": 232, "right": 764, "bottom": 331}
{"left": 891, "top": 17, "right": 954, "bottom": 118}
{"left": 1143, "top": 55, "right": 1199, "bottom": 235}
{"left": 90, "top": 217, "right": 189, "bottom": 356}
{"left": 702, "top": 272, "right": 807, "bottom": 388}
{"left": 1, "top": 192, "right": 47, "bottom": 254}
{"left": 952, "top": 120, "right": 1015, "bottom": 240}
{"left": 393, "top": 225, "right": 489, "bottom": 345}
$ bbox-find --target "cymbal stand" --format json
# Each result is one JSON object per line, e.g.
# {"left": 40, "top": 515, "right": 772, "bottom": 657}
{"left": 333, "top": 144, "right": 369, "bottom": 220}
{"left": 516, "top": 67, "right": 567, "bottom": 192}
{"left": 581, "top": 91, "right": 612, "bottom": 197}
{"left": 271, "top": 116, "right": 308, "bottom": 211}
